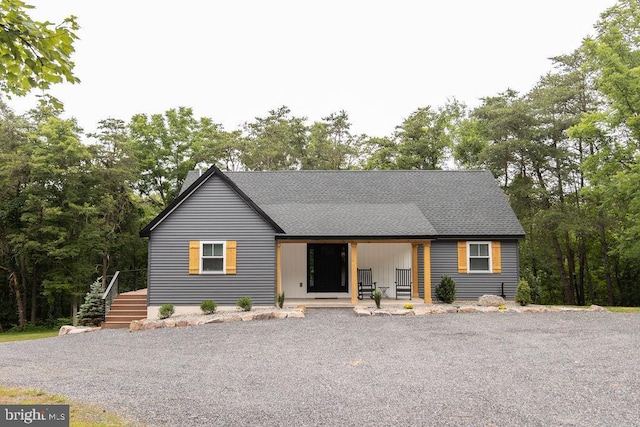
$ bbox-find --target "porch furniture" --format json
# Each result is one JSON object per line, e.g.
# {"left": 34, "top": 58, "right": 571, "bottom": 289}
{"left": 378, "top": 286, "right": 390, "bottom": 298}
{"left": 357, "top": 268, "right": 377, "bottom": 300}
{"left": 395, "top": 268, "right": 412, "bottom": 300}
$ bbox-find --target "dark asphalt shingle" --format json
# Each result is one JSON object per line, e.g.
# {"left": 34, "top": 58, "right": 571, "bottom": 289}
{"left": 180, "top": 169, "right": 525, "bottom": 237}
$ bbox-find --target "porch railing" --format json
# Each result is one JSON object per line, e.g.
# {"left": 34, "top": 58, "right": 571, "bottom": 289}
{"left": 101, "top": 269, "right": 147, "bottom": 314}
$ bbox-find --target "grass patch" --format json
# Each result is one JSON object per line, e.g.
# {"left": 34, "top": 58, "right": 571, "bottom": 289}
{"left": 606, "top": 306, "right": 640, "bottom": 313}
{"left": 0, "top": 386, "right": 141, "bottom": 426}
{"left": 0, "top": 327, "right": 59, "bottom": 343}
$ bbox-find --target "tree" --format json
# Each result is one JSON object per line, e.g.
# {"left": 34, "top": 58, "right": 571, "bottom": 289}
{"left": 395, "top": 101, "right": 463, "bottom": 170}
{"left": 129, "top": 107, "right": 201, "bottom": 208}
{"left": 241, "top": 106, "right": 307, "bottom": 171}
{"left": 0, "top": 0, "right": 79, "bottom": 100}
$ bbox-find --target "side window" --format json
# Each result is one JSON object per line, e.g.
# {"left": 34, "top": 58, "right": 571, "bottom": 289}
{"left": 202, "top": 242, "right": 225, "bottom": 273}
{"left": 468, "top": 242, "right": 490, "bottom": 272}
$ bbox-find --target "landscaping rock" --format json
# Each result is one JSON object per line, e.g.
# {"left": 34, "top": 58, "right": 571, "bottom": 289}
{"left": 274, "top": 311, "right": 288, "bottom": 319}
{"left": 58, "top": 325, "right": 100, "bottom": 336}
{"left": 287, "top": 310, "right": 305, "bottom": 319}
{"left": 372, "top": 309, "right": 391, "bottom": 316}
{"left": 457, "top": 305, "right": 481, "bottom": 313}
{"left": 589, "top": 305, "right": 607, "bottom": 312}
{"left": 162, "top": 319, "right": 176, "bottom": 328}
{"left": 478, "top": 295, "right": 506, "bottom": 307}
{"left": 175, "top": 319, "right": 188, "bottom": 327}
{"left": 388, "top": 308, "right": 415, "bottom": 316}
{"left": 253, "top": 311, "right": 275, "bottom": 321}
{"left": 129, "top": 320, "right": 144, "bottom": 332}
{"left": 354, "top": 308, "right": 372, "bottom": 316}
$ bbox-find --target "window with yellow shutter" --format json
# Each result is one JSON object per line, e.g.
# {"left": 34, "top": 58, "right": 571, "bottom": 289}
{"left": 188, "top": 240, "right": 237, "bottom": 275}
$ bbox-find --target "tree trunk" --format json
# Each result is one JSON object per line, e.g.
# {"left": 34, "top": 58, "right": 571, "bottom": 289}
{"left": 1, "top": 266, "right": 26, "bottom": 328}
{"left": 30, "top": 266, "right": 37, "bottom": 323}
{"left": 101, "top": 251, "right": 109, "bottom": 292}
{"left": 564, "top": 232, "right": 578, "bottom": 305}
{"left": 552, "top": 234, "right": 574, "bottom": 304}
{"left": 598, "top": 222, "right": 615, "bottom": 305}
{"left": 577, "top": 235, "right": 587, "bottom": 306}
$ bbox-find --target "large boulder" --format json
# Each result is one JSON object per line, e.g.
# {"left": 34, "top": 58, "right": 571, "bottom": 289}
{"left": 478, "top": 295, "right": 506, "bottom": 307}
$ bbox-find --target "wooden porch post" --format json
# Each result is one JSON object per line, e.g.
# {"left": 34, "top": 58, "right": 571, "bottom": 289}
{"left": 350, "top": 242, "right": 358, "bottom": 304}
{"left": 276, "top": 241, "right": 282, "bottom": 299}
{"left": 423, "top": 241, "right": 432, "bottom": 303}
{"left": 412, "top": 243, "right": 419, "bottom": 298}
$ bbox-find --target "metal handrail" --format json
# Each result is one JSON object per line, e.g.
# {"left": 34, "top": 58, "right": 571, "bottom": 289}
{"left": 102, "top": 271, "right": 120, "bottom": 313}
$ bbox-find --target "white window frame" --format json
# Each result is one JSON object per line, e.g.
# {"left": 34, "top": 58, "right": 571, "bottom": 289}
{"left": 467, "top": 241, "right": 492, "bottom": 273}
{"left": 200, "top": 241, "right": 226, "bottom": 274}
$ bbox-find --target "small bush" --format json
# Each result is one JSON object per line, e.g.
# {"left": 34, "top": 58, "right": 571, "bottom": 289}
{"left": 372, "top": 289, "right": 382, "bottom": 309}
{"left": 237, "top": 296, "right": 253, "bottom": 311}
{"left": 498, "top": 305, "right": 507, "bottom": 310}
{"left": 158, "top": 303, "right": 175, "bottom": 319}
{"left": 436, "top": 275, "right": 456, "bottom": 303}
{"left": 515, "top": 279, "right": 532, "bottom": 306}
{"left": 277, "top": 291, "right": 285, "bottom": 309}
{"left": 404, "top": 303, "right": 414, "bottom": 310}
{"left": 200, "top": 300, "right": 217, "bottom": 315}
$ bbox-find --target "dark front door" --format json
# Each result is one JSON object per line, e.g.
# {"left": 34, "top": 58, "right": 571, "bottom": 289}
{"left": 307, "top": 244, "right": 348, "bottom": 293}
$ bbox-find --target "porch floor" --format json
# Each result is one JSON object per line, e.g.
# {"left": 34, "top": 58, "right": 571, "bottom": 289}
{"left": 283, "top": 297, "right": 429, "bottom": 309}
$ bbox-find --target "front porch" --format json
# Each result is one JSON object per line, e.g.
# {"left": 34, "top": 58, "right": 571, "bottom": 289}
{"left": 283, "top": 298, "right": 430, "bottom": 309}
{"left": 276, "top": 240, "right": 433, "bottom": 304}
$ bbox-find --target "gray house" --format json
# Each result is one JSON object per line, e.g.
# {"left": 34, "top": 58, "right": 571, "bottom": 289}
{"left": 140, "top": 166, "right": 524, "bottom": 317}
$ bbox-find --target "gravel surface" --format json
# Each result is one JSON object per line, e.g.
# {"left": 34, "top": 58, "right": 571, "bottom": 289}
{"left": 1, "top": 310, "right": 639, "bottom": 426}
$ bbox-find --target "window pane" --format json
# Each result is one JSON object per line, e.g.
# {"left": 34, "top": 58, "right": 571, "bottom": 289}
{"left": 203, "top": 258, "right": 223, "bottom": 272}
{"left": 213, "top": 243, "right": 223, "bottom": 256}
{"left": 479, "top": 244, "right": 489, "bottom": 256}
{"left": 202, "top": 244, "right": 213, "bottom": 257}
{"left": 469, "top": 244, "right": 479, "bottom": 256}
{"left": 470, "top": 258, "right": 489, "bottom": 271}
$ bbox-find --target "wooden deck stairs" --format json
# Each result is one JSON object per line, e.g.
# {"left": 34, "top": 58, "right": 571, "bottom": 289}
{"left": 102, "top": 289, "right": 147, "bottom": 329}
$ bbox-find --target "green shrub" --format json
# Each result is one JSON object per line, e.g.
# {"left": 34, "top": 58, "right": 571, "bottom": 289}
{"left": 436, "top": 275, "right": 456, "bottom": 303}
{"left": 200, "top": 300, "right": 217, "bottom": 315}
{"left": 372, "top": 289, "right": 382, "bottom": 309}
{"left": 515, "top": 279, "right": 532, "bottom": 306}
{"left": 77, "top": 278, "right": 105, "bottom": 326}
{"left": 237, "top": 296, "right": 253, "bottom": 311}
{"left": 277, "top": 291, "right": 285, "bottom": 309}
{"left": 158, "top": 303, "right": 175, "bottom": 319}
{"left": 404, "top": 303, "right": 414, "bottom": 310}
{"left": 498, "top": 305, "right": 507, "bottom": 310}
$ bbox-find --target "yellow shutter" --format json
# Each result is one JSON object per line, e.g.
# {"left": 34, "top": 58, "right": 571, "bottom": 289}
{"left": 189, "top": 241, "right": 200, "bottom": 274}
{"left": 457, "top": 241, "right": 467, "bottom": 274}
{"left": 226, "top": 240, "right": 237, "bottom": 274}
{"left": 492, "top": 241, "right": 502, "bottom": 273}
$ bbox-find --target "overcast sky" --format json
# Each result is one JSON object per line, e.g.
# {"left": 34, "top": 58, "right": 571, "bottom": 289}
{"left": 10, "top": 0, "right": 615, "bottom": 137}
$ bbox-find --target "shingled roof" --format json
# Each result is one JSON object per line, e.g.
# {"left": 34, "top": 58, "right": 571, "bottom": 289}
{"left": 158, "top": 167, "right": 525, "bottom": 239}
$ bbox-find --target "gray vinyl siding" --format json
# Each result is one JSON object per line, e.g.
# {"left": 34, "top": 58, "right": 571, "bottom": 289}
{"left": 430, "top": 240, "right": 519, "bottom": 301}
{"left": 147, "top": 175, "right": 277, "bottom": 306}
{"left": 418, "top": 244, "right": 424, "bottom": 298}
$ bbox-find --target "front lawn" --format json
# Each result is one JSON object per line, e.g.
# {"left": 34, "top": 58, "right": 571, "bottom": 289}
{"left": 0, "top": 326, "right": 58, "bottom": 343}
{"left": 0, "top": 386, "right": 140, "bottom": 426}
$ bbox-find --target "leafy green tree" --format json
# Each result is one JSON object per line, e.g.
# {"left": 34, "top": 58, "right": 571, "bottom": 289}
{"left": 129, "top": 107, "right": 201, "bottom": 208}
{"left": 0, "top": 0, "right": 79, "bottom": 100}
{"left": 302, "top": 111, "right": 362, "bottom": 169}
{"left": 241, "top": 106, "right": 307, "bottom": 171}
{"left": 395, "top": 101, "right": 463, "bottom": 170}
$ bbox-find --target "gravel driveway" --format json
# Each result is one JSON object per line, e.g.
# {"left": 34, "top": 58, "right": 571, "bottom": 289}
{"left": 1, "top": 310, "right": 639, "bottom": 426}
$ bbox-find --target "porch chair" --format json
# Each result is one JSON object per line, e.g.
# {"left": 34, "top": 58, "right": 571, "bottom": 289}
{"left": 395, "top": 268, "right": 412, "bottom": 300}
{"left": 357, "top": 268, "right": 377, "bottom": 300}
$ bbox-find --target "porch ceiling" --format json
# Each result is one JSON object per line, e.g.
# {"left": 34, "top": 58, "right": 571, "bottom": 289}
{"left": 263, "top": 203, "right": 436, "bottom": 236}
